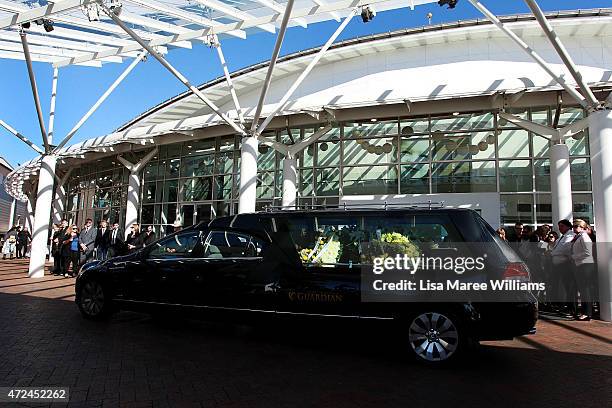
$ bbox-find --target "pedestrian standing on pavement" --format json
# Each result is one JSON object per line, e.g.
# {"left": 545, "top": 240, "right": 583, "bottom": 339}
{"left": 52, "top": 220, "right": 69, "bottom": 275}
{"left": 79, "top": 218, "right": 96, "bottom": 266}
{"left": 550, "top": 220, "right": 576, "bottom": 315}
{"left": 108, "top": 222, "right": 125, "bottom": 258}
{"left": 95, "top": 220, "right": 111, "bottom": 261}
{"left": 2, "top": 226, "right": 19, "bottom": 260}
{"left": 571, "top": 219, "right": 596, "bottom": 321}
{"left": 17, "top": 226, "right": 31, "bottom": 258}
{"left": 126, "top": 224, "right": 141, "bottom": 253}
{"left": 62, "top": 225, "right": 81, "bottom": 277}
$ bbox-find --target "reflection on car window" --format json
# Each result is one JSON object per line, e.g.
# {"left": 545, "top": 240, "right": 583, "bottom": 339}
{"left": 202, "top": 231, "right": 264, "bottom": 258}
{"left": 148, "top": 230, "right": 202, "bottom": 259}
{"left": 275, "top": 214, "right": 461, "bottom": 267}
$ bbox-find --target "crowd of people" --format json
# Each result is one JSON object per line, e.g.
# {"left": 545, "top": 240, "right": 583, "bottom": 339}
{"left": 497, "top": 219, "right": 597, "bottom": 321}
{"left": 48, "top": 219, "right": 167, "bottom": 277}
{"left": 1, "top": 225, "right": 32, "bottom": 260}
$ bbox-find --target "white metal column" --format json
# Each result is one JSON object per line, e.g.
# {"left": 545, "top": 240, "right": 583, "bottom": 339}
{"left": 8, "top": 197, "right": 17, "bottom": 228}
{"left": 549, "top": 142, "right": 573, "bottom": 225}
{"left": 117, "top": 148, "right": 158, "bottom": 236}
{"left": 28, "top": 154, "right": 57, "bottom": 278}
{"left": 238, "top": 136, "right": 258, "bottom": 213}
{"left": 588, "top": 109, "right": 612, "bottom": 321}
{"left": 52, "top": 169, "right": 72, "bottom": 224}
{"left": 26, "top": 194, "right": 34, "bottom": 232}
{"left": 281, "top": 155, "right": 298, "bottom": 209}
{"left": 125, "top": 169, "right": 141, "bottom": 233}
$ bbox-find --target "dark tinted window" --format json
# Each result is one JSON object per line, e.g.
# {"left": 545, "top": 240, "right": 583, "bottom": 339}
{"left": 202, "top": 231, "right": 265, "bottom": 258}
{"left": 147, "top": 230, "right": 202, "bottom": 259}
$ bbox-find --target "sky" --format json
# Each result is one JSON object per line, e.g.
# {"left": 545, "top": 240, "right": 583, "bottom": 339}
{"left": 0, "top": 0, "right": 609, "bottom": 168}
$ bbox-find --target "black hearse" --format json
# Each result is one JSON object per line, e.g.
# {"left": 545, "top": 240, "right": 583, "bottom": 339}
{"left": 75, "top": 208, "right": 537, "bottom": 363}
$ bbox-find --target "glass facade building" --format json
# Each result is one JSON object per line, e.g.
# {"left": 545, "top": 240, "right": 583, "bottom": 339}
{"left": 62, "top": 106, "right": 594, "bottom": 236}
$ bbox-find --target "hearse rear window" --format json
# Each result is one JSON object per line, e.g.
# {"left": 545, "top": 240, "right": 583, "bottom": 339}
{"left": 274, "top": 214, "right": 461, "bottom": 267}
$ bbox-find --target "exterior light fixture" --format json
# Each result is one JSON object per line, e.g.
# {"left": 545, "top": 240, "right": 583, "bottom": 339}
{"left": 361, "top": 6, "right": 375, "bottom": 23}
{"left": 469, "top": 145, "right": 479, "bottom": 155}
{"left": 478, "top": 141, "right": 488, "bottom": 151}
{"left": 320, "top": 143, "right": 328, "bottom": 151}
{"left": 43, "top": 19, "right": 54, "bottom": 32}
{"left": 452, "top": 112, "right": 460, "bottom": 116}
{"left": 486, "top": 134, "right": 495, "bottom": 145}
{"left": 498, "top": 118, "right": 508, "bottom": 126}
{"left": 383, "top": 143, "right": 393, "bottom": 153}
{"left": 370, "top": 118, "right": 377, "bottom": 122}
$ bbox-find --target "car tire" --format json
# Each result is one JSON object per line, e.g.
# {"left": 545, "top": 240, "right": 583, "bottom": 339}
{"left": 405, "top": 311, "right": 465, "bottom": 365}
{"left": 77, "top": 279, "right": 113, "bottom": 320}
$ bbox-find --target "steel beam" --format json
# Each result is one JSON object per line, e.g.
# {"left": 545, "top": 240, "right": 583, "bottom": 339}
{"left": 20, "top": 30, "right": 50, "bottom": 153}
{"left": 104, "top": 7, "right": 246, "bottom": 136}
{"left": 468, "top": 0, "right": 589, "bottom": 109}
{"left": 48, "top": 67, "right": 58, "bottom": 146}
{"left": 0, "top": 120, "right": 44, "bottom": 154}
{"left": 54, "top": 50, "right": 148, "bottom": 152}
{"left": 251, "top": 0, "right": 295, "bottom": 133}
{"left": 215, "top": 42, "right": 244, "bottom": 124}
{"left": 256, "top": 9, "right": 357, "bottom": 135}
{"left": 524, "top": 0, "right": 599, "bottom": 109}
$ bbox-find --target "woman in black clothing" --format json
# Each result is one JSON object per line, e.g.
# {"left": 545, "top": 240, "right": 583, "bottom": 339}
{"left": 126, "top": 223, "right": 141, "bottom": 253}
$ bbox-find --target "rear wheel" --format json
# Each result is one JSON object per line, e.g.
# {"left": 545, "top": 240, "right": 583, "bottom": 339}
{"left": 407, "top": 311, "right": 462, "bottom": 364}
{"left": 77, "top": 280, "right": 112, "bottom": 320}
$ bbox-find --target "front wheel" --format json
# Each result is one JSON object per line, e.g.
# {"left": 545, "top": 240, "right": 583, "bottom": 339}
{"left": 407, "top": 311, "right": 463, "bottom": 364}
{"left": 77, "top": 280, "right": 113, "bottom": 320}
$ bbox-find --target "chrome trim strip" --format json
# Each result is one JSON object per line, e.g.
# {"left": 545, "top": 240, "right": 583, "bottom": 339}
{"left": 115, "top": 299, "right": 394, "bottom": 320}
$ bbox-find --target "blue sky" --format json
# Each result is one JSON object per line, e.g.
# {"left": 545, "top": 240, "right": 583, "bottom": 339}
{"left": 0, "top": 0, "right": 608, "bottom": 167}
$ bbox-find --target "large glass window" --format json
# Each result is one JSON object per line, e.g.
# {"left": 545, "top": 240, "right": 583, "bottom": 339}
{"left": 431, "top": 161, "right": 496, "bottom": 193}
{"left": 316, "top": 167, "right": 340, "bottom": 196}
{"left": 342, "top": 165, "right": 397, "bottom": 195}
{"left": 570, "top": 158, "right": 591, "bottom": 191}
{"left": 498, "top": 129, "right": 530, "bottom": 158}
{"left": 400, "top": 164, "right": 429, "bottom": 194}
{"left": 500, "top": 194, "right": 534, "bottom": 225}
{"left": 499, "top": 160, "right": 532, "bottom": 192}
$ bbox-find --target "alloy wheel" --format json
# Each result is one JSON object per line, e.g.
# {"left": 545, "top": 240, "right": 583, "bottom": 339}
{"left": 408, "top": 312, "right": 459, "bottom": 362}
{"left": 80, "top": 281, "right": 105, "bottom": 317}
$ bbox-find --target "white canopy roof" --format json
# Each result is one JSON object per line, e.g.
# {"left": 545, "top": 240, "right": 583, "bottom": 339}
{"left": 0, "top": 0, "right": 437, "bottom": 67}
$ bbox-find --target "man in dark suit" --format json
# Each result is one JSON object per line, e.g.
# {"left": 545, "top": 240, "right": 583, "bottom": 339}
{"left": 79, "top": 218, "right": 97, "bottom": 266}
{"left": 52, "top": 219, "right": 69, "bottom": 275}
{"left": 108, "top": 222, "right": 125, "bottom": 258}
{"left": 95, "top": 220, "right": 111, "bottom": 260}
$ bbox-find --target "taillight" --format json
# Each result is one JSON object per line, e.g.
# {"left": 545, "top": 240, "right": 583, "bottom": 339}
{"left": 503, "top": 262, "right": 531, "bottom": 282}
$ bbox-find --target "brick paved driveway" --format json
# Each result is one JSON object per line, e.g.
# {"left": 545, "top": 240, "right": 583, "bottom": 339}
{"left": 0, "top": 259, "right": 610, "bottom": 408}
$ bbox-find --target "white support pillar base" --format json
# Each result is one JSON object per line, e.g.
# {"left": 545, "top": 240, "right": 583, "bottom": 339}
{"left": 588, "top": 109, "right": 612, "bottom": 321}
{"left": 28, "top": 155, "right": 57, "bottom": 278}
{"left": 550, "top": 143, "right": 573, "bottom": 226}
{"left": 282, "top": 156, "right": 298, "bottom": 209}
{"left": 238, "top": 136, "right": 258, "bottom": 214}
